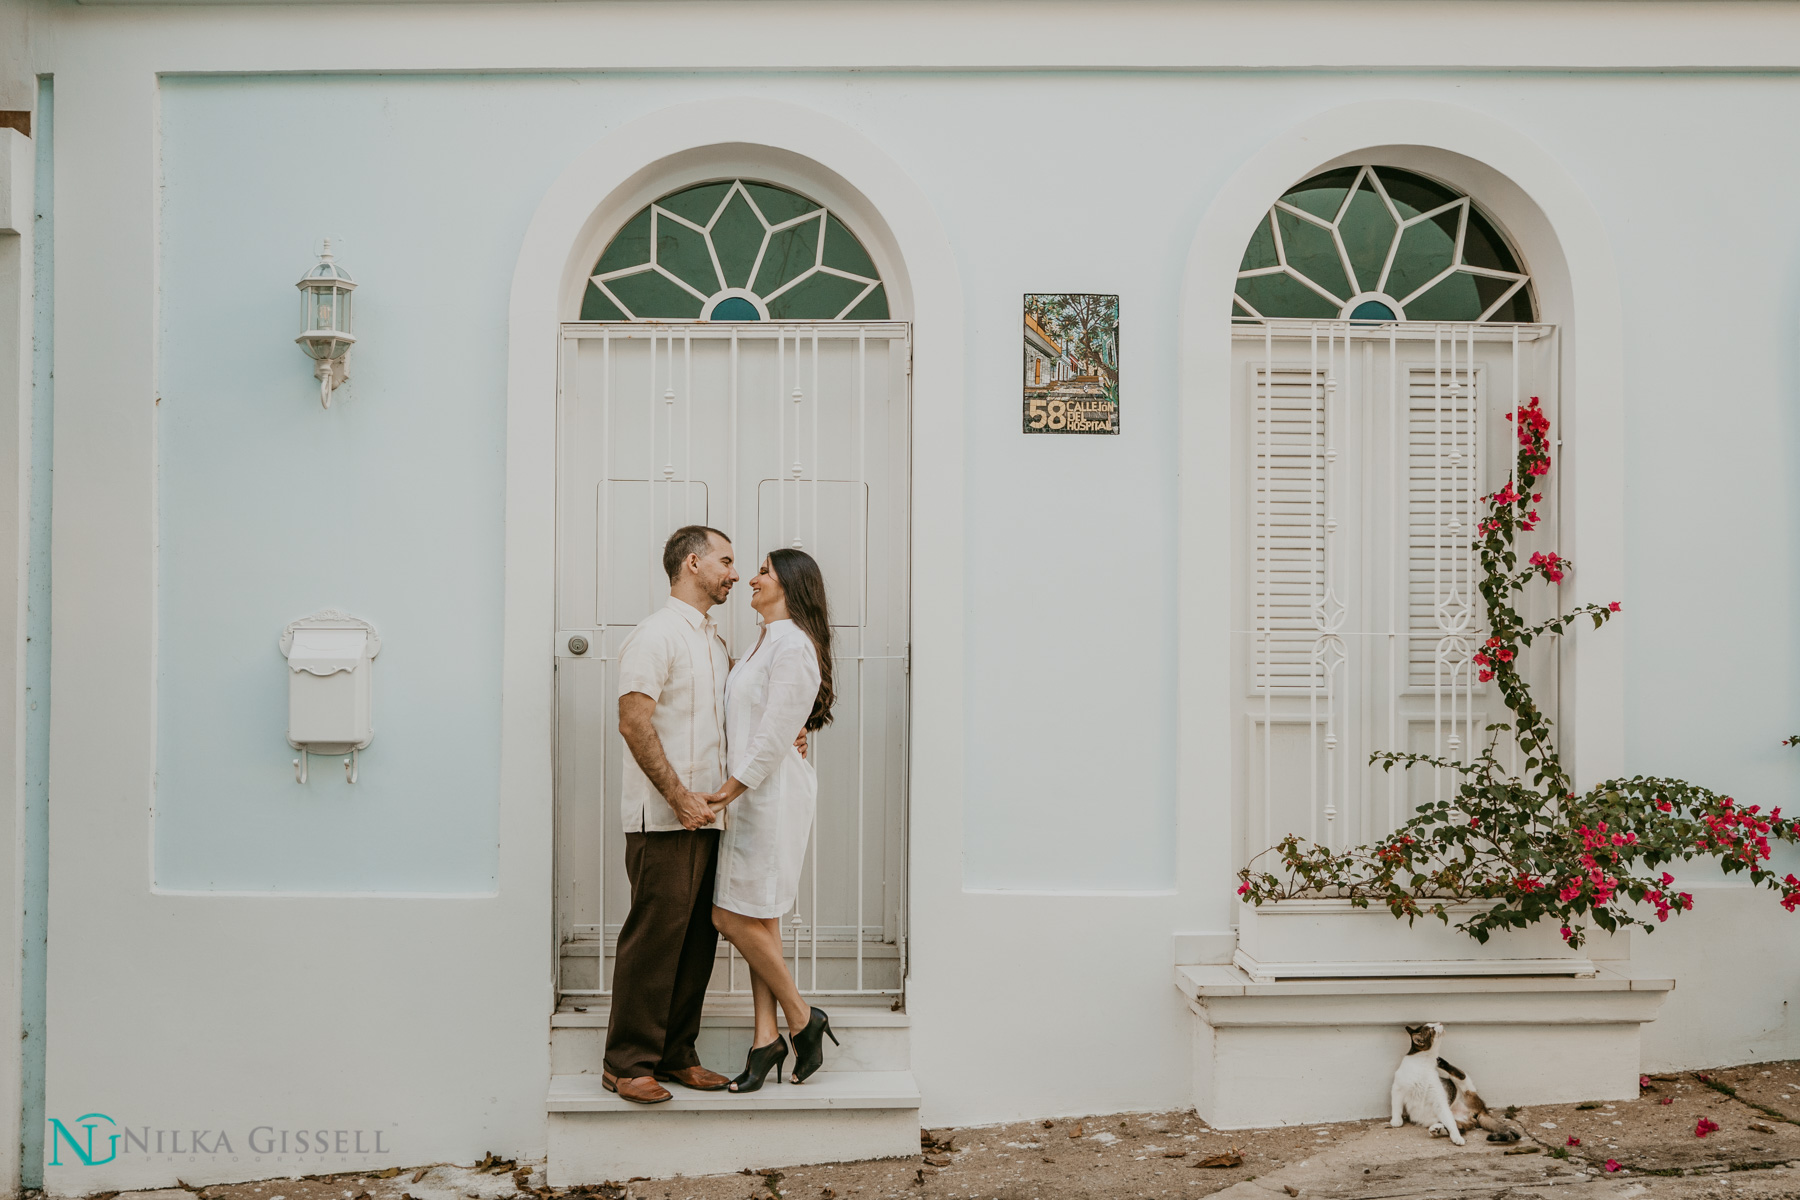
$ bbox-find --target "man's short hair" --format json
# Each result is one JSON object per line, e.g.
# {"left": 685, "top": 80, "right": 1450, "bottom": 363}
{"left": 663, "top": 525, "right": 730, "bottom": 583}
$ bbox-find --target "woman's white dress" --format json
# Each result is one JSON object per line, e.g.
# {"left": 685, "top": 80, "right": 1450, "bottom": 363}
{"left": 715, "top": 619, "right": 822, "bottom": 919}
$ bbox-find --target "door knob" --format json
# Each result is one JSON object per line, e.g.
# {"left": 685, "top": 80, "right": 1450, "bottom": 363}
{"left": 568, "top": 635, "right": 589, "bottom": 655}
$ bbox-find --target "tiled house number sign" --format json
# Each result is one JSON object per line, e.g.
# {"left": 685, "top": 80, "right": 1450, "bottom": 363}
{"left": 1023, "top": 293, "right": 1120, "bottom": 434}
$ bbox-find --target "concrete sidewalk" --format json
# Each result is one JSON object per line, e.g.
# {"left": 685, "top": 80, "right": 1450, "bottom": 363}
{"left": 1210, "top": 1122, "right": 1800, "bottom": 1200}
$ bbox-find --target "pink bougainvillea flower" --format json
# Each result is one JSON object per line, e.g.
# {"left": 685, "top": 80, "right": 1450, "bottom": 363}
{"left": 1660, "top": 872, "right": 1675, "bottom": 885}
{"left": 1608, "top": 601, "right": 1621, "bottom": 612}
{"left": 1695, "top": 1117, "right": 1719, "bottom": 1138}
{"left": 1639, "top": 1075, "right": 1651, "bottom": 1089}
{"left": 1566, "top": 1136, "right": 1581, "bottom": 1146}
{"left": 1236, "top": 881, "right": 1250, "bottom": 896}
{"left": 1559, "top": 925, "right": 1573, "bottom": 941}
{"left": 1604, "top": 1160, "right": 1621, "bottom": 1172}
{"left": 1660, "top": 1096, "right": 1673, "bottom": 1105}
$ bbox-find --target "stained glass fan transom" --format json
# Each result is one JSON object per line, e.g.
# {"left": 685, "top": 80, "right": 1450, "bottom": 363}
{"left": 1235, "top": 166, "right": 1533, "bottom": 324}
{"left": 581, "top": 179, "right": 889, "bottom": 322}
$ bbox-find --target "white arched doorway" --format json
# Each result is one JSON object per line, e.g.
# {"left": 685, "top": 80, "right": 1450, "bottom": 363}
{"left": 550, "top": 158, "right": 913, "bottom": 1011}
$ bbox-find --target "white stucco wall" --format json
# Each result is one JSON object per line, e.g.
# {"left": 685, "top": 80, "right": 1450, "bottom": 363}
{"left": 16, "top": 2, "right": 1800, "bottom": 1191}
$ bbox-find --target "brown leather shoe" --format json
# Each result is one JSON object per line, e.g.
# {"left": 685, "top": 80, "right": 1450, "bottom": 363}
{"left": 655, "top": 1064, "right": 731, "bottom": 1091}
{"left": 602, "top": 1070, "right": 671, "bottom": 1104}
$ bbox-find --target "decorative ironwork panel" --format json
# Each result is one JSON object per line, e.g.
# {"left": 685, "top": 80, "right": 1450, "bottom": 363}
{"left": 1236, "top": 166, "right": 1533, "bottom": 324}
{"left": 582, "top": 180, "right": 889, "bottom": 323}
{"left": 1235, "top": 321, "right": 1561, "bottom": 858}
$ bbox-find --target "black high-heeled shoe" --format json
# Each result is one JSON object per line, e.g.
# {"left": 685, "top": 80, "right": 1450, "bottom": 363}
{"left": 728, "top": 1036, "right": 788, "bottom": 1093}
{"left": 789, "top": 1007, "right": 839, "bottom": 1083}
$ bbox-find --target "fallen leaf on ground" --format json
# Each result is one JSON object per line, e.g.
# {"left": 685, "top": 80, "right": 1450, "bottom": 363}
{"left": 374, "top": 1170, "right": 402, "bottom": 1180}
{"left": 1750, "top": 1121, "right": 1775, "bottom": 1133}
{"left": 1162, "top": 1150, "right": 1187, "bottom": 1158}
{"left": 1505, "top": 1146, "right": 1541, "bottom": 1156}
{"left": 412, "top": 1169, "right": 430, "bottom": 1184}
{"left": 1041, "top": 1120, "right": 1054, "bottom": 1129}
{"left": 821, "top": 1190, "right": 834, "bottom": 1199}
{"left": 1068, "top": 1124, "right": 1084, "bottom": 1139}
{"left": 923, "top": 1156, "right": 950, "bottom": 1168}
{"left": 1576, "top": 1103, "right": 1601, "bottom": 1110}
{"left": 1193, "top": 1153, "right": 1242, "bottom": 1169}
{"left": 1282, "top": 1186, "right": 1300, "bottom": 1197}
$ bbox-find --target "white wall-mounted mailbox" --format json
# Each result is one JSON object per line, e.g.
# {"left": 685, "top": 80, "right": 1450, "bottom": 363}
{"left": 281, "top": 609, "right": 380, "bottom": 783}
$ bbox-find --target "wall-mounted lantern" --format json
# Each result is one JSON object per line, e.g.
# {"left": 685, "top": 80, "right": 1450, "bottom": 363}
{"left": 296, "top": 240, "right": 356, "bottom": 408}
{"left": 281, "top": 609, "right": 380, "bottom": 783}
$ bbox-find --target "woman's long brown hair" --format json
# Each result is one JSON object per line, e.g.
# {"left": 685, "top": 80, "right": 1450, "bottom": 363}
{"left": 768, "top": 548, "right": 835, "bottom": 732}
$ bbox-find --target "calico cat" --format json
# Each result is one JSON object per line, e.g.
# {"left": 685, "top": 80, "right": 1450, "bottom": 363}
{"left": 1389, "top": 1023, "right": 1524, "bottom": 1144}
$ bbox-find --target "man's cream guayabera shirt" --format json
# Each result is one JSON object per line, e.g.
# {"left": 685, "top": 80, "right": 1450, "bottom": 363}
{"left": 615, "top": 596, "right": 731, "bottom": 832}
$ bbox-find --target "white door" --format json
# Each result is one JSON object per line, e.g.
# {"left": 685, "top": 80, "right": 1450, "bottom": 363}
{"left": 1232, "top": 320, "right": 1562, "bottom": 863}
{"left": 554, "top": 322, "right": 911, "bottom": 1005}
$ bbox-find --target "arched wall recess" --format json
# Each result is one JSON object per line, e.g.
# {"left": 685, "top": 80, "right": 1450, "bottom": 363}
{"left": 505, "top": 102, "right": 978, "bottom": 1086}
{"left": 1174, "top": 101, "right": 1624, "bottom": 935}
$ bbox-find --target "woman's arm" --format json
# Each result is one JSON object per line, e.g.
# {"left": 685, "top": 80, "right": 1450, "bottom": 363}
{"left": 718, "top": 636, "right": 820, "bottom": 800}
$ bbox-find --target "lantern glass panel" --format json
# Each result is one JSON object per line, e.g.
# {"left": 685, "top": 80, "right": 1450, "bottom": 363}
{"left": 336, "top": 287, "right": 352, "bottom": 334}
{"left": 305, "top": 286, "right": 336, "bottom": 334}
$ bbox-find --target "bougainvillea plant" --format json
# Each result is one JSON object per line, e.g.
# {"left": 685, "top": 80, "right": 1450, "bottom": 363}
{"left": 1236, "top": 397, "right": 1800, "bottom": 947}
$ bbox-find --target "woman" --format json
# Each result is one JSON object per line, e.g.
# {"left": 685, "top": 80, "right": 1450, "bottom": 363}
{"left": 709, "top": 548, "right": 838, "bottom": 1092}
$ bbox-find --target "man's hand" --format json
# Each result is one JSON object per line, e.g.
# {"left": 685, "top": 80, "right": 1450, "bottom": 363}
{"left": 794, "top": 730, "right": 809, "bottom": 760}
{"left": 620, "top": 692, "right": 716, "bottom": 829}
{"left": 671, "top": 787, "right": 716, "bottom": 830}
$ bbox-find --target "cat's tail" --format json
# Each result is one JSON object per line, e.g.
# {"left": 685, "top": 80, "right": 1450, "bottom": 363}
{"left": 1475, "top": 1111, "right": 1524, "bottom": 1143}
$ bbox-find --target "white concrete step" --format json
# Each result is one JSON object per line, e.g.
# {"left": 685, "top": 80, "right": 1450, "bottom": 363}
{"left": 545, "top": 1070, "right": 920, "bottom": 1184}
{"left": 1178, "top": 962, "right": 1675, "bottom": 1129}
{"left": 550, "top": 1001, "right": 909, "bottom": 1076}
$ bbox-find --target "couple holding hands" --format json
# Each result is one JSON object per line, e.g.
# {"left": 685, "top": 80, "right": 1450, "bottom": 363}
{"left": 602, "top": 525, "right": 838, "bottom": 1105}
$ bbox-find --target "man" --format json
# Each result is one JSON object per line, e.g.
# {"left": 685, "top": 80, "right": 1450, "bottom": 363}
{"left": 603, "top": 525, "right": 738, "bottom": 1104}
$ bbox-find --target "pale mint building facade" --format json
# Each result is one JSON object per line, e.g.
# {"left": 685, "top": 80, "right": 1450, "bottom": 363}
{"left": 0, "top": 0, "right": 1795, "bottom": 1192}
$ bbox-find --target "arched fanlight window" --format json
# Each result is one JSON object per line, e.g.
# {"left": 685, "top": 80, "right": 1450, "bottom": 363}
{"left": 1234, "top": 166, "right": 1533, "bottom": 323}
{"left": 580, "top": 179, "right": 889, "bottom": 322}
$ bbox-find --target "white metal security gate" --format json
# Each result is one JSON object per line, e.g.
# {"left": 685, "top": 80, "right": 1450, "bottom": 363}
{"left": 554, "top": 322, "right": 911, "bottom": 1005}
{"left": 1233, "top": 320, "right": 1562, "bottom": 864}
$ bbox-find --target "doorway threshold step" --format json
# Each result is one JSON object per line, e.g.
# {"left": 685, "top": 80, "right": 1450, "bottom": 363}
{"left": 546, "top": 1071, "right": 920, "bottom": 1184}
{"left": 547, "top": 1068, "right": 918, "bottom": 1112}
